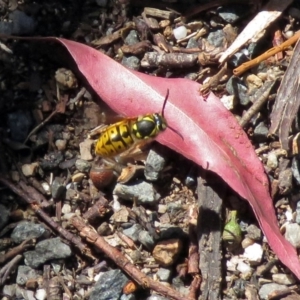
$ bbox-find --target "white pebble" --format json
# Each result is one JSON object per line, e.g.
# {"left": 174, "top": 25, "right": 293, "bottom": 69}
{"left": 272, "top": 273, "right": 296, "bottom": 285}
{"left": 62, "top": 203, "right": 71, "bottom": 214}
{"left": 243, "top": 243, "right": 263, "bottom": 264}
{"left": 284, "top": 223, "right": 300, "bottom": 248}
{"left": 285, "top": 209, "right": 293, "bottom": 221}
{"left": 237, "top": 261, "right": 251, "bottom": 274}
{"left": 22, "top": 162, "right": 39, "bottom": 177}
{"left": 220, "top": 95, "right": 236, "bottom": 110}
{"left": 266, "top": 152, "right": 278, "bottom": 169}
{"left": 173, "top": 26, "right": 187, "bottom": 40}
{"left": 55, "top": 139, "right": 67, "bottom": 151}
{"left": 35, "top": 289, "right": 46, "bottom": 300}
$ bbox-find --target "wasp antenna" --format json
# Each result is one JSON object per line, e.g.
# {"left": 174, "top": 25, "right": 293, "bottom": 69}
{"left": 161, "top": 89, "right": 169, "bottom": 118}
{"left": 167, "top": 125, "right": 184, "bottom": 141}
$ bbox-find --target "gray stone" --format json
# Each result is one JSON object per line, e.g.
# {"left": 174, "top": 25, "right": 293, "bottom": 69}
{"left": 113, "top": 181, "right": 159, "bottom": 205}
{"left": 51, "top": 177, "right": 66, "bottom": 199}
{"left": 0, "top": 204, "right": 10, "bottom": 230}
{"left": 157, "top": 268, "right": 172, "bottom": 281}
{"left": 11, "top": 221, "right": 49, "bottom": 244}
{"left": 16, "top": 265, "right": 41, "bottom": 286}
{"left": 253, "top": 122, "right": 269, "bottom": 143}
{"left": 75, "top": 159, "right": 91, "bottom": 173}
{"left": 124, "top": 30, "right": 140, "bottom": 45}
{"left": 226, "top": 76, "right": 250, "bottom": 106}
{"left": 123, "top": 224, "right": 142, "bottom": 242}
{"left": 10, "top": 10, "right": 36, "bottom": 35}
{"left": 122, "top": 56, "right": 140, "bottom": 71}
{"left": 145, "top": 149, "right": 166, "bottom": 181}
{"left": 246, "top": 224, "right": 262, "bottom": 241}
{"left": 284, "top": 223, "right": 300, "bottom": 248}
{"left": 138, "top": 230, "right": 155, "bottom": 250}
{"left": 258, "top": 283, "right": 287, "bottom": 300}
{"left": 24, "top": 237, "right": 72, "bottom": 268}
{"left": 217, "top": 5, "right": 247, "bottom": 23}
{"left": 89, "top": 269, "right": 128, "bottom": 300}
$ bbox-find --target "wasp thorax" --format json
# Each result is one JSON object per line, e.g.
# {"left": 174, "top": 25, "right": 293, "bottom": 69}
{"left": 132, "top": 114, "right": 166, "bottom": 139}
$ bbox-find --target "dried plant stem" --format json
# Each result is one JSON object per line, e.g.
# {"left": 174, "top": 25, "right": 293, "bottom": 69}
{"left": 71, "top": 216, "right": 195, "bottom": 300}
{"left": 233, "top": 31, "right": 300, "bottom": 76}
{"left": 23, "top": 109, "right": 57, "bottom": 144}
{"left": 0, "top": 238, "right": 35, "bottom": 264}
{"left": 239, "top": 81, "right": 274, "bottom": 127}
{"left": 0, "top": 254, "right": 22, "bottom": 285}
{"left": 0, "top": 176, "right": 94, "bottom": 260}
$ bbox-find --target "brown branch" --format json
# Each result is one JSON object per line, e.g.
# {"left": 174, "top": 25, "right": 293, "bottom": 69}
{"left": 0, "top": 254, "right": 22, "bottom": 285}
{"left": 239, "top": 80, "right": 275, "bottom": 127}
{"left": 71, "top": 216, "right": 195, "bottom": 300}
{"left": 0, "top": 238, "right": 35, "bottom": 264}
{"left": 233, "top": 31, "right": 300, "bottom": 76}
{"left": 0, "top": 176, "right": 94, "bottom": 260}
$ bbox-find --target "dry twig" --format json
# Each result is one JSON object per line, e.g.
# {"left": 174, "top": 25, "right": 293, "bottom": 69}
{"left": 0, "top": 176, "right": 94, "bottom": 260}
{"left": 71, "top": 216, "right": 195, "bottom": 300}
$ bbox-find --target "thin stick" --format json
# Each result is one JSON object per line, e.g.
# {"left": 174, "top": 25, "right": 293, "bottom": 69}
{"left": 71, "top": 216, "right": 195, "bottom": 300}
{"left": 0, "top": 176, "right": 94, "bottom": 260}
{"left": 233, "top": 31, "right": 300, "bottom": 76}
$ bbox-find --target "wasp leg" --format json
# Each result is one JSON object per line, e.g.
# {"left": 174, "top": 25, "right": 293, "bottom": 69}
{"left": 116, "top": 139, "right": 154, "bottom": 163}
{"left": 88, "top": 124, "right": 109, "bottom": 138}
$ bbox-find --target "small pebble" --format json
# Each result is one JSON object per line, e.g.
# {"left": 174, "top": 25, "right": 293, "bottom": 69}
{"left": 266, "top": 152, "right": 278, "bottom": 169}
{"left": 253, "top": 122, "right": 269, "bottom": 143}
{"left": 22, "top": 163, "right": 39, "bottom": 177}
{"left": 11, "top": 221, "right": 49, "bottom": 243}
{"left": 173, "top": 25, "right": 187, "bottom": 40}
{"left": 284, "top": 223, "right": 300, "bottom": 248}
{"left": 24, "top": 237, "right": 72, "bottom": 268}
{"left": 121, "top": 56, "right": 140, "bottom": 71}
{"left": 113, "top": 181, "right": 159, "bottom": 205}
{"left": 72, "top": 172, "right": 85, "bottom": 183}
{"left": 55, "top": 139, "right": 67, "bottom": 151}
{"left": 124, "top": 30, "right": 140, "bottom": 45}
{"left": 123, "top": 224, "right": 142, "bottom": 242}
{"left": 241, "top": 237, "right": 255, "bottom": 249}
{"left": 152, "top": 238, "right": 182, "bottom": 267}
{"left": 138, "top": 230, "right": 155, "bottom": 250}
{"left": 272, "top": 273, "right": 296, "bottom": 285}
{"left": 111, "top": 207, "right": 129, "bottom": 223}
{"left": 258, "top": 283, "right": 287, "bottom": 300}
{"left": 75, "top": 159, "right": 92, "bottom": 173}
{"left": 89, "top": 269, "right": 128, "bottom": 300}
{"left": 243, "top": 243, "right": 263, "bottom": 264}
{"left": 220, "top": 95, "right": 236, "bottom": 111}
{"left": 61, "top": 203, "right": 71, "bottom": 214}
{"left": 79, "top": 139, "right": 94, "bottom": 161}
{"left": 246, "top": 224, "right": 262, "bottom": 241}
{"left": 97, "top": 222, "right": 113, "bottom": 236}
{"left": 145, "top": 149, "right": 166, "bottom": 181}
{"left": 157, "top": 268, "right": 172, "bottom": 281}
{"left": 16, "top": 265, "right": 40, "bottom": 286}
{"left": 51, "top": 177, "right": 66, "bottom": 199}
{"left": 236, "top": 261, "right": 251, "bottom": 274}
{"left": 158, "top": 204, "right": 167, "bottom": 214}
{"left": 35, "top": 289, "right": 46, "bottom": 300}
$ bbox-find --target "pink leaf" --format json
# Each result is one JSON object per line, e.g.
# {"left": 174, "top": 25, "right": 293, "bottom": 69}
{"left": 52, "top": 38, "right": 300, "bottom": 278}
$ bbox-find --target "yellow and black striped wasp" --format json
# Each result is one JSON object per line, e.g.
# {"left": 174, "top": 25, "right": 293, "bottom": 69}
{"left": 94, "top": 89, "right": 180, "bottom": 159}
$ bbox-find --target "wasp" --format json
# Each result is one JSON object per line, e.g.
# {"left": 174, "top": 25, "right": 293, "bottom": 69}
{"left": 94, "top": 90, "right": 178, "bottom": 158}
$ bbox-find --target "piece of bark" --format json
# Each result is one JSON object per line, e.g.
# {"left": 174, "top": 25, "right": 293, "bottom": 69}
{"left": 197, "top": 170, "right": 226, "bottom": 300}
{"left": 269, "top": 39, "right": 300, "bottom": 150}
